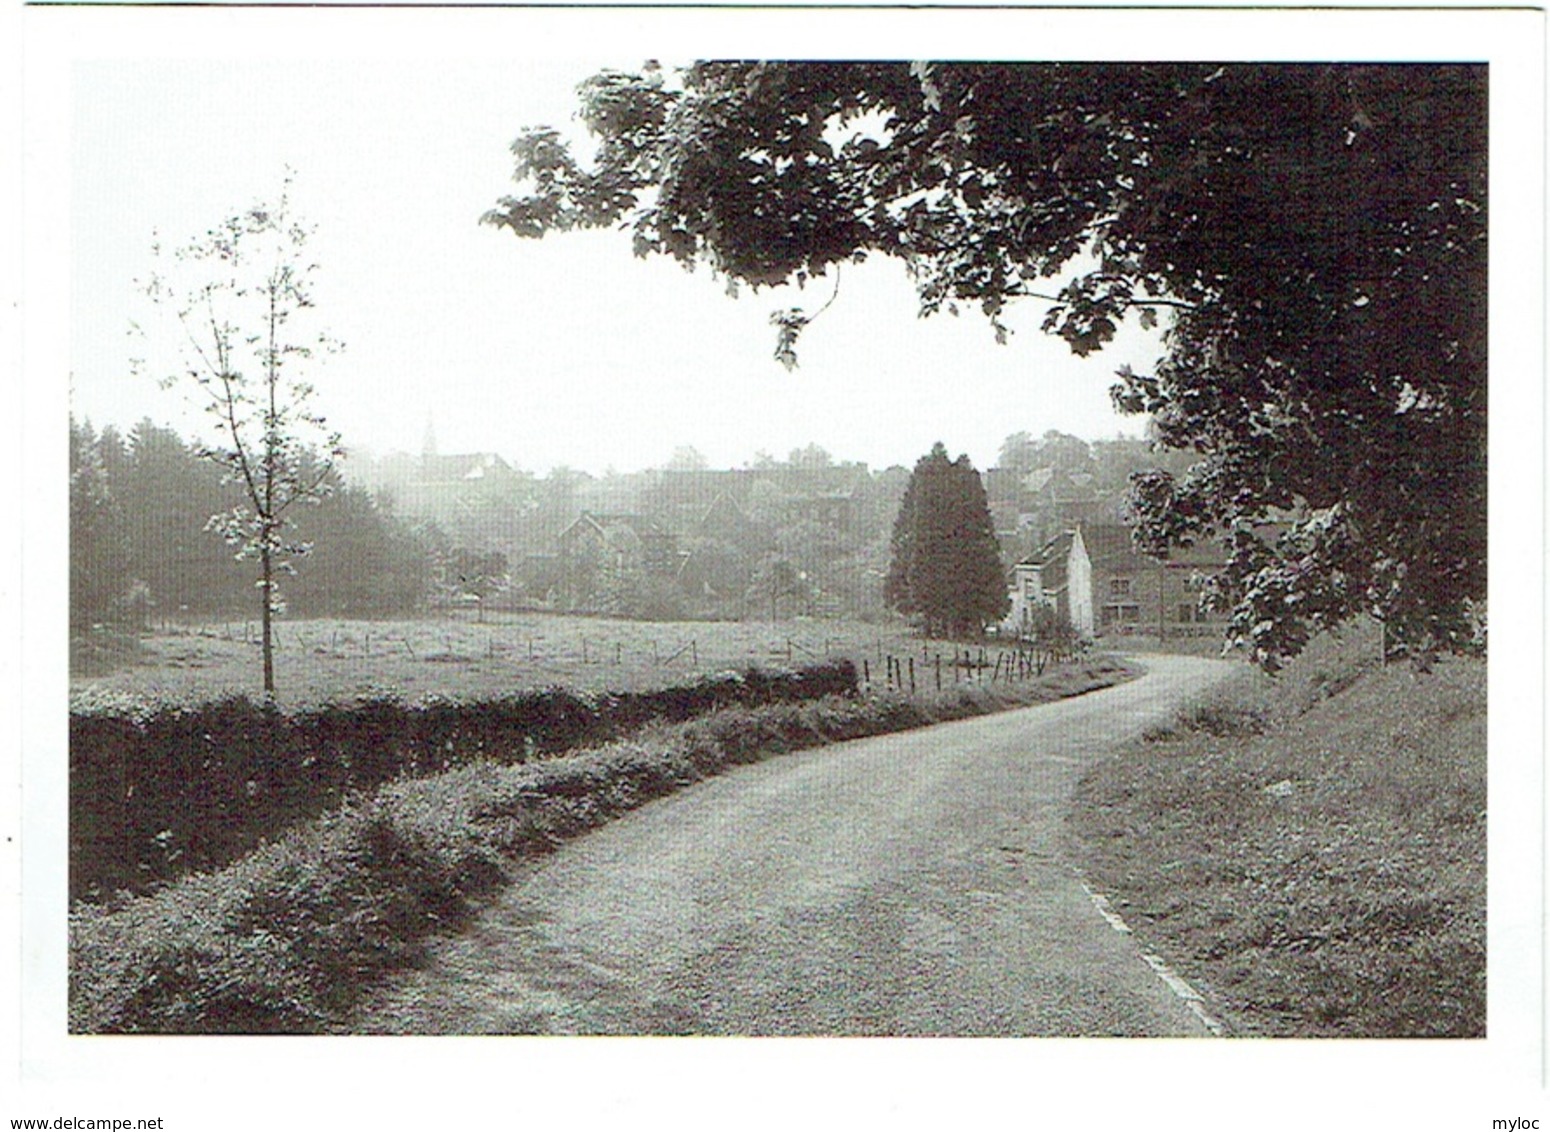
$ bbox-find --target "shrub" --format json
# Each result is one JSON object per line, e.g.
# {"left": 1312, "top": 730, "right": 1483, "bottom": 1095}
{"left": 71, "top": 661, "right": 858, "bottom": 901}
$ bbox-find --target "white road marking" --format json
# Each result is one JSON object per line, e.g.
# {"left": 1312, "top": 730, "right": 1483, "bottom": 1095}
{"left": 1077, "top": 877, "right": 1227, "bottom": 1037}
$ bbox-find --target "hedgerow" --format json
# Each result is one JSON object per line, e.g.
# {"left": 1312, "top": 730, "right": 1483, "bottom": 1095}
{"left": 70, "top": 662, "right": 858, "bottom": 900}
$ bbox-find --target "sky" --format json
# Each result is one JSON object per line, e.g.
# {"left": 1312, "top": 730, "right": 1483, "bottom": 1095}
{"left": 69, "top": 53, "right": 1164, "bottom": 479}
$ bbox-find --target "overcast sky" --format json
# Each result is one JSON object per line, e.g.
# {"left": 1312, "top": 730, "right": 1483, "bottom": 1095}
{"left": 69, "top": 54, "right": 1165, "bottom": 478}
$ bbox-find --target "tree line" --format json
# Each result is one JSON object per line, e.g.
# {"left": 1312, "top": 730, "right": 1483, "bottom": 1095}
{"left": 70, "top": 415, "right": 439, "bottom": 631}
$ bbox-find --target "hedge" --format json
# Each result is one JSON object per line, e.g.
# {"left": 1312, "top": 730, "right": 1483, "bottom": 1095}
{"left": 70, "top": 662, "right": 857, "bottom": 901}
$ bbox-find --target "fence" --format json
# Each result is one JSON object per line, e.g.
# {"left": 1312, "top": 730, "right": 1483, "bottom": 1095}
{"left": 859, "top": 641, "right": 1079, "bottom": 694}
{"left": 168, "top": 621, "right": 878, "bottom": 672}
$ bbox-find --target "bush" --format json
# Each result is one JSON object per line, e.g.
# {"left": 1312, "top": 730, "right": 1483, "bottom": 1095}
{"left": 70, "top": 661, "right": 858, "bottom": 901}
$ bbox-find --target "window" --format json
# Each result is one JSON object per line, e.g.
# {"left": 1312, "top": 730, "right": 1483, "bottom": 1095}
{"left": 1108, "top": 577, "right": 1132, "bottom": 597}
{"left": 1101, "top": 603, "right": 1141, "bottom": 626}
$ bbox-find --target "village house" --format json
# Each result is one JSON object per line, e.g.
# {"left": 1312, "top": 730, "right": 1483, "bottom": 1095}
{"left": 1005, "top": 523, "right": 1227, "bottom": 642}
{"left": 554, "top": 511, "right": 685, "bottom": 609}
{"left": 1002, "top": 531, "right": 1074, "bottom": 633}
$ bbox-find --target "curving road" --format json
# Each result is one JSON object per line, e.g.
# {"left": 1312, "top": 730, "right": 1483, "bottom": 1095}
{"left": 353, "top": 654, "right": 1238, "bottom": 1036}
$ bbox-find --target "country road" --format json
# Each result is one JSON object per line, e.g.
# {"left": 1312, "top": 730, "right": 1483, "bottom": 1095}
{"left": 350, "top": 654, "right": 1240, "bottom": 1036}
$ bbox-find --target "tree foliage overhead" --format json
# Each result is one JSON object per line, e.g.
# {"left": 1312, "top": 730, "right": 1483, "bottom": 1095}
{"left": 886, "top": 442, "right": 1008, "bottom": 637}
{"left": 486, "top": 62, "right": 1486, "bottom": 668}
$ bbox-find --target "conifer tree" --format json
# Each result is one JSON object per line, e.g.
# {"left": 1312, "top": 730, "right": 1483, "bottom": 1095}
{"left": 886, "top": 443, "right": 1008, "bottom": 637}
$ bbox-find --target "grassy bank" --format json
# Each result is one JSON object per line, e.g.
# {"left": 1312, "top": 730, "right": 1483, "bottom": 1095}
{"left": 1065, "top": 633, "right": 1485, "bottom": 1037}
{"left": 71, "top": 657, "right": 1133, "bottom": 1034}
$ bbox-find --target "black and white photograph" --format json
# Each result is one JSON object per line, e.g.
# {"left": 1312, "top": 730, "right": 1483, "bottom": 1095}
{"left": 12, "top": 4, "right": 1546, "bottom": 1129}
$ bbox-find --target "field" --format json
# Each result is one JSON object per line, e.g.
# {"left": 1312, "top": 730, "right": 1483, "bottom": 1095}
{"left": 71, "top": 612, "right": 1001, "bottom": 708}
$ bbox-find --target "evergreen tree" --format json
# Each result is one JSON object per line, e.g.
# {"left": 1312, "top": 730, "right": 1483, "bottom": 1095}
{"left": 69, "top": 417, "right": 128, "bottom": 629}
{"left": 886, "top": 443, "right": 1008, "bottom": 637}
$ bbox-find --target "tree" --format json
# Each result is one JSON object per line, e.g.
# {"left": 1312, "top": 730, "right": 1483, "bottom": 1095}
{"left": 996, "top": 431, "right": 1039, "bottom": 475}
{"left": 133, "top": 178, "right": 344, "bottom": 701}
{"left": 449, "top": 546, "right": 512, "bottom": 619}
{"left": 886, "top": 443, "right": 1008, "bottom": 637}
{"left": 485, "top": 62, "right": 1485, "bottom": 669}
{"left": 69, "top": 417, "right": 127, "bottom": 630}
{"left": 117, "top": 418, "right": 245, "bottom": 617}
{"left": 747, "top": 554, "right": 814, "bottom": 622}
{"left": 664, "top": 445, "right": 709, "bottom": 471}
{"left": 787, "top": 443, "right": 833, "bottom": 470}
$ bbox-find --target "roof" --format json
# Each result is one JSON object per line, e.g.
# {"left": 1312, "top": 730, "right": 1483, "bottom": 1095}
{"left": 1079, "top": 522, "right": 1228, "bottom": 568}
{"left": 1019, "top": 530, "right": 1075, "bottom": 588}
{"left": 696, "top": 493, "right": 758, "bottom": 533}
{"left": 1078, "top": 523, "right": 1142, "bottom": 566}
{"left": 418, "top": 452, "right": 514, "bottom": 484}
{"left": 562, "top": 511, "right": 674, "bottom": 543}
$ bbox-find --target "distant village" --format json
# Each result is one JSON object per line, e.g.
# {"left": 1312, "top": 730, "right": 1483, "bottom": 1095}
{"left": 344, "top": 427, "right": 1227, "bottom": 643}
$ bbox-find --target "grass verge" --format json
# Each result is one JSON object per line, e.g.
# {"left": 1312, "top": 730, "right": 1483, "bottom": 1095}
{"left": 71, "top": 656, "right": 1134, "bottom": 1034}
{"left": 1065, "top": 633, "right": 1485, "bottom": 1037}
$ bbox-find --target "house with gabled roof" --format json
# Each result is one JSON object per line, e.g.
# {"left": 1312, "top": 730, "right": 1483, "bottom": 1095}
{"left": 1001, "top": 531, "right": 1075, "bottom": 634}
{"left": 1068, "top": 522, "right": 1229, "bottom": 640}
{"left": 555, "top": 511, "right": 685, "bottom": 610}
{"left": 1004, "top": 522, "right": 1228, "bottom": 642}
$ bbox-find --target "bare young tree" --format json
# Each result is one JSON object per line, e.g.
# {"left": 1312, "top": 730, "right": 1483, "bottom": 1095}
{"left": 132, "top": 175, "right": 344, "bottom": 702}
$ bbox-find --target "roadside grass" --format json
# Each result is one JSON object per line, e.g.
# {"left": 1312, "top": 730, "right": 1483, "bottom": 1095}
{"left": 1066, "top": 632, "right": 1485, "bottom": 1037}
{"left": 71, "top": 656, "right": 1134, "bottom": 1034}
{"left": 71, "top": 612, "right": 998, "bottom": 708}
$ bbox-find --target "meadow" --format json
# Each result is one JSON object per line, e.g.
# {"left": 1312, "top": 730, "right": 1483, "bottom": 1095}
{"left": 72, "top": 611, "right": 998, "bottom": 709}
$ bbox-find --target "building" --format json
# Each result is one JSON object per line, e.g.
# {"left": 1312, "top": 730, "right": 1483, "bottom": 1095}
{"left": 640, "top": 464, "right": 873, "bottom": 537}
{"left": 1006, "top": 522, "right": 1228, "bottom": 642}
{"left": 1001, "top": 531, "right": 1075, "bottom": 634}
{"left": 554, "top": 511, "right": 685, "bottom": 610}
{"left": 1068, "top": 523, "right": 1227, "bottom": 640}
{"left": 350, "top": 444, "right": 528, "bottom": 551}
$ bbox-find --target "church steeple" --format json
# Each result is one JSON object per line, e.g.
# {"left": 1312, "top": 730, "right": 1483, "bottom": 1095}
{"left": 422, "top": 413, "right": 438, "bottom": 462}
